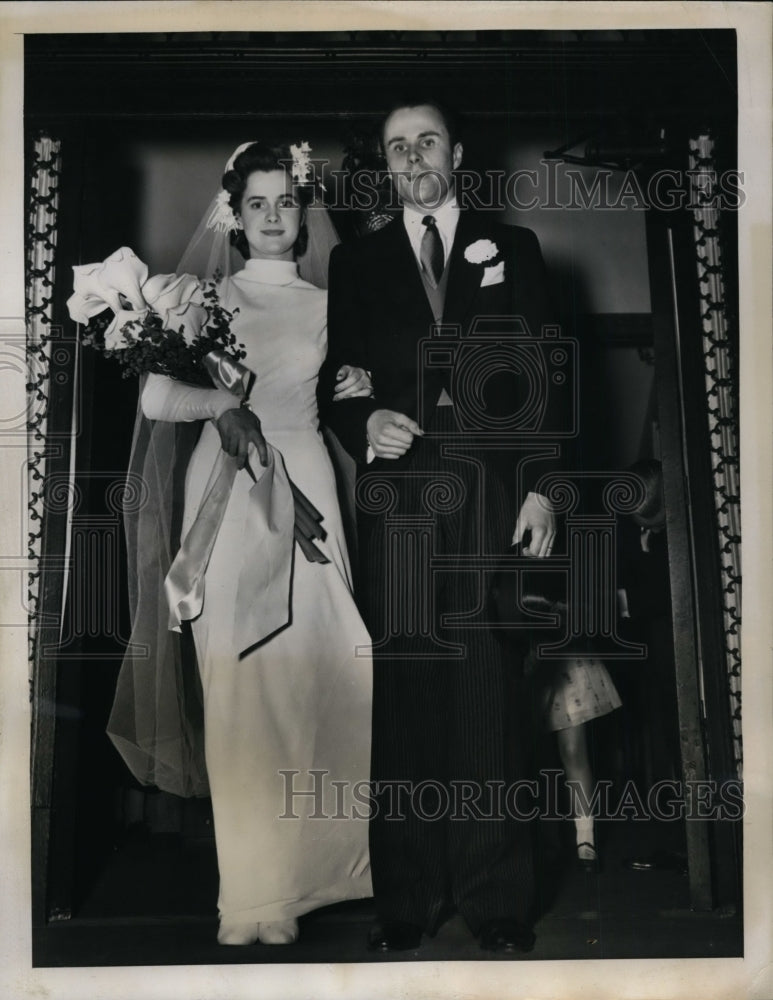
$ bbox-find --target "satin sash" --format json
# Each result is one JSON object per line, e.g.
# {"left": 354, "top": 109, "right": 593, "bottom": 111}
{"left": 165, "top": 443, "right": 295, "bottom": 655}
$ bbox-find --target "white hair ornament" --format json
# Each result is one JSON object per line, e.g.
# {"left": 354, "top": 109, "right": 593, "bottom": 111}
{"left": 205, "top": 140, "right": 317, "bottom": 234}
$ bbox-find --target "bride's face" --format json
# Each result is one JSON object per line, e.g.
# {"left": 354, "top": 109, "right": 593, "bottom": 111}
{"left": 237, "top": 169, "right": 303, "bottom": 261}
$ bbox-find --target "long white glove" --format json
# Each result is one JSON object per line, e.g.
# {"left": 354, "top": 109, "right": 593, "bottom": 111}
{"left": 141, "top": 372, "right": 238, "bottom": 423}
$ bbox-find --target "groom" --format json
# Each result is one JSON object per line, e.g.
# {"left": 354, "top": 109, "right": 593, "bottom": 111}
{"left": 320, "top": 99, "right": 561, "bottom": 954}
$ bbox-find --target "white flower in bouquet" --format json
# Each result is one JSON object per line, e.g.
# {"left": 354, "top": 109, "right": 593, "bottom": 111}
{"left": 68, "top": 249, "right": 209, "bottom": 349}
{"left": 103, "top": 308, "right": 149, "bottom": 351}
{"left": 67, "top": 246, "right": 149, "bottom": 322}
{"left": 163, "top": 299, "right": 211, "bottom": 347}
{"left": 66, "top": 246, "right": 244, "bottom": 386}
{"left": 142, "top": 271, "right": 208, "bottom": 346}
{"left": 142, "top": 271, "right": 203, "bottom": 313}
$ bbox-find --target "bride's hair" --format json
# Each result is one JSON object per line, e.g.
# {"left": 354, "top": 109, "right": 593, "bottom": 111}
{"left": 222, "top": 142, "right": 311, "bottom": 259}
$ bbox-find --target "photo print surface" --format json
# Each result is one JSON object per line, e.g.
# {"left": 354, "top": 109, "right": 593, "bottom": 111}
{"left": 14, "top": 13, "right": 763, "bottom": 992}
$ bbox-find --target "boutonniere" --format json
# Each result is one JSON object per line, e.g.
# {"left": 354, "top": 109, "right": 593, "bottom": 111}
{"left": 464, "top": 239, "right": 499, "bottom": 265}
{"left": 465, "top": 239, "right": 505, "bottom": 287}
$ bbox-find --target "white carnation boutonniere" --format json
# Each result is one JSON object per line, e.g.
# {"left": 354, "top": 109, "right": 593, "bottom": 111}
{"left": 465, "top": 239, "right": 505, "bottom": 287}
{"left": 464, "top": 238, "right": 499, "bottom": 265}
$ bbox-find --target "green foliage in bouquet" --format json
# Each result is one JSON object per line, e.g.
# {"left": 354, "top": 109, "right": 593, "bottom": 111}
{"left": 83, "top": 278, "right": 244, "bottom": 388}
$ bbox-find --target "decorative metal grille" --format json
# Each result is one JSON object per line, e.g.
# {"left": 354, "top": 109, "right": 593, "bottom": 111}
{"left": 688, "top": 134, "right": 742, "bottom": 775}
{"left": 26, "top": 134, "right": 62, "bottom": 671}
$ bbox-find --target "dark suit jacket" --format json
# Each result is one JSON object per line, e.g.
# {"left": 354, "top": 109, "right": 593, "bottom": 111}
{"left": 320, "top": 210, "right": 564, "bottom": 500}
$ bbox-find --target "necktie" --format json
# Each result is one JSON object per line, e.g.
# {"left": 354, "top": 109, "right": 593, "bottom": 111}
{"left": 420, "top": 214, "right": 444, "bottom": 288}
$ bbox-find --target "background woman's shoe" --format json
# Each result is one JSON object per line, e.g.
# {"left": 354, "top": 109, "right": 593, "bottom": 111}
{"left": 576, "top": 841, "right": 602, "bottom": 873}
{"left": 257, "top": 919, "right": 299, "bottom": 945}
{"left": 217, "top": 921, "right": 260, "bottom": 946}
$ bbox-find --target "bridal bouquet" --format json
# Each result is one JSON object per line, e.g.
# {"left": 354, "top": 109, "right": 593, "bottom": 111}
{"left": 67, "top": 247, "right": 328, "bottom": 564}
{"left": 66, "top": 246, "right": 245, "bottom": 387}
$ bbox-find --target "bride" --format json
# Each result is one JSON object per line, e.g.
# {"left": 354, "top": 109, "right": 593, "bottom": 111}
{"left": 113, "top": 141, "right": 373, "bottom": 946}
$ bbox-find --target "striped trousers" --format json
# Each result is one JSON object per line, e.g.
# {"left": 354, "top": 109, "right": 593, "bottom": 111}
{"left": 357, "top": 406, "right": 536, "bottom": 934}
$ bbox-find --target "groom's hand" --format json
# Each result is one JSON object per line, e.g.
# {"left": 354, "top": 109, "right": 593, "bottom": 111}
{"left": 334, "top": 364, "right": 373, "bottom": 400}
{"left": 216, "top": 406, "right": 269, "bottom": 469}
{"left": 366, "top": 409, "right": 424, "bottom": 459}
{"left": 512, "top": 491, "right": 556, "bottom": 557}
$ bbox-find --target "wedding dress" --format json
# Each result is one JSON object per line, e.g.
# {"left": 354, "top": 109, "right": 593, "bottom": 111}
{"left": 142, "top": 257, "right": 372, "bottom": 926}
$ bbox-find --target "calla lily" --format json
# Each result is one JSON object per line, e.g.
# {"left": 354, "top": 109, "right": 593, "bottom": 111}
{"left": 66, "top": 280, "right": 107, "bottom": 325}
{"left": 69, "top": 247, "right": 221, "bottom": 365}
{"left": 103, "top": 308, "right": 149, "bottom": 351}
{"left": 67, "top": 247, "right": 149, "bottom": 323}
{"left": 143, "top": 271, "right": 203, "bottom": 314}
{"left": 160, "top": 300, "right": 210, "bottom": 347}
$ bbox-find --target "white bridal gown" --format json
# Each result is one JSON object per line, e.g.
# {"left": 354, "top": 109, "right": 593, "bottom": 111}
{"left": 142, "top": 257, "right": 372, "bottom": 925}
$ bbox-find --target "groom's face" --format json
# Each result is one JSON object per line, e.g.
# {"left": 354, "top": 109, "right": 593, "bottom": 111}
{"left": 382, "top": 104, "right": 463, "bottom": 212}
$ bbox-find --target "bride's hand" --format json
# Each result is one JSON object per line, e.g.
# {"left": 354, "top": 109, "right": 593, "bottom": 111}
{"left": 334, "top": 364, "right": 373, "bottom": 401}
{"left": 215, "top": 406, "right": 269, "bottom": 469}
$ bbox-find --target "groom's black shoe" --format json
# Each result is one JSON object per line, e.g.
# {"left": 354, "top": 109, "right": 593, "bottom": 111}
{"left": 367, "top": 920, "right": 423, "bottom": 952}
{"left": 478, "top": 918, "right": 536, "bottom": 954}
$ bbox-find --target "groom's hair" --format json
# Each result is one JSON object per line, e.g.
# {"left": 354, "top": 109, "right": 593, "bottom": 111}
{"left": 379, "top": 96, "right": 461, "bottom": 151}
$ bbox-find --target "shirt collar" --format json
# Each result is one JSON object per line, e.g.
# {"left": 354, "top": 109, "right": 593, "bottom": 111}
{"left": 404, "top": 198, "right": 459, "bottom": 232}
{"left": 403, "top": 199, "right": 460, "bottom": 261}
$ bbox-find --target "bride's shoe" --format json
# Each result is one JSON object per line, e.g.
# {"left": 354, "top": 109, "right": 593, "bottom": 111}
{"left": 257, "top": 919, "right": 299, "bottom": 945}
{"left": 217, "top": 920, "right": 260, "bottom": 946}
